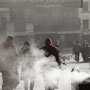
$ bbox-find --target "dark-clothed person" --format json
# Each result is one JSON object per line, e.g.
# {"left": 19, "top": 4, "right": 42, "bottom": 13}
{"left": 84, "top": 43, "right": 90, "bottom": 62}
{"left": 81, "top": 43, "right": 86, "bottom": 62}
{"left": 41, "top": 38, "right": 61, "bottom": 90}
{"left": 73, "top": 41, "right": 81, "bottom": 62}
{"left": 0, "top": 36, "right": 19, "bottom": 90}
{"left": 41, "top": 38, "right": 61, "bottom": 67}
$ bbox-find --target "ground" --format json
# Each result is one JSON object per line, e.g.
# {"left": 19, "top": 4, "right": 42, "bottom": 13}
{"left": 62, "top": 53, "right": 90, "bottom": 73}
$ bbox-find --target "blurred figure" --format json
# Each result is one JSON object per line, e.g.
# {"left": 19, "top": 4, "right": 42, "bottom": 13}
{"left": 84, "top": 43, "right": 90, "bottom": 62}
{"left": 81, "top": 43, "right": 86, "bottom": 62}
{"left": 20, "top": 41, "right": 30, "bottom": 56}
{"left": 41, "top": 38, "right": 61, "bottom": 67}
{"left": 20, "top": 41, "right": 34, "bottom": 90}
{"left": 84, "top": 40, "right": 88, "bottom": 46}
{"left": 0, "top": 36, "right": 19, "bottom": 90}
{"left": 54, "top": 40, "right": 60, "bottom": 53}
{"left": 73, "top": 41, "right": 81, "bottom": 62}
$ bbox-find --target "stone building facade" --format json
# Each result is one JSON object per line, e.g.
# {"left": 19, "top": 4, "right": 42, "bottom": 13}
{"left": 0, "top": 0, "right": 82, "bottom": 48}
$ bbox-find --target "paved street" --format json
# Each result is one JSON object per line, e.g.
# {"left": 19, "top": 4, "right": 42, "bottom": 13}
{"left": 63, "top": 60, "right": 90, "bottom": 73}
{"left": 61, "top": 53, "right": 90, "bottom": 73}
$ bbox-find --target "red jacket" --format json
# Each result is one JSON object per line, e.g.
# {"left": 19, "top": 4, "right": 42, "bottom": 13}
{"left": 41, "top": 38, "right": 61, "bottom": 66}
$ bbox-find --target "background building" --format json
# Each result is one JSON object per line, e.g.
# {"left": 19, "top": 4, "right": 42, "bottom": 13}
{"left": 0, "top": 0, "right": 82, "bottom": 48}
{"left": 79, "top": 0, "right": 90, "bottom": 43}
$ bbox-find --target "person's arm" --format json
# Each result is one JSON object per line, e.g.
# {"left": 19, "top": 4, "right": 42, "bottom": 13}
{"left": 54, "top": 48, "right": 61, "bottom": 67}
{"left": 12, "top": 44, "right": 19, "bottom": 56}
{"left": 15, "top": 46, "right": 19, "bottom": 56}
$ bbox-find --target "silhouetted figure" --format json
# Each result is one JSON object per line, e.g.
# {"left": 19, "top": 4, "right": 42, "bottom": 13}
{"left": 85, "top": 43, "right": 90, "bottom": 62}
{"left": 73, "top": 41, "right": 81, "bottom": 62}
{"left": 0, "top": 36, "right": 19, "bottom": 90}
{"left": 81, "top": 43, "right": 86, "bottom": 62}
{"left": 41, "top": 38, "right": 61, "bottom": 67}
{"left": 84, "top": 40, "right": 88, "bottom": 46}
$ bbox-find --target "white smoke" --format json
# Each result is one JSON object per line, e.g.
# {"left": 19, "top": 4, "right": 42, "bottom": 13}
{"left": 17, "top": 44, "right": 90, "bottom": 90}
{"left": 18, "top": 44, "right": 61, "bottom": 90}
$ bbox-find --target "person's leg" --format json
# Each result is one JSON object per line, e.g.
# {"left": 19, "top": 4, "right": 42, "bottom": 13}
{"left": 24, "top": 79, "right": 34, "bottom": 90}
{"left": 2, "top": 71, "right": 19, "bottom": 90}
{"left": 77, "top": 53, "right": 80, "bottom": 62}
{"left": 30, "top": 80, "right": 34, "bottom": 90}
{"left": 85, "top": 55, "right": 88, "bottom": 62}
{"left": 75, "top": 53, "right": 79, "bottom": 62}
{"left": 75, "top": 52, "right": 77, "bottom": 61}
{"left": 88, "top": 58, "right": 90, "bottom": 68}
{"left": 24, "top": 79, "right": 29, "bottom": 90}
{"left": 11, "top": 70, "right": 19, "bottom": 90}
{"left": 82, "top": 54, "right": 86, "bottom": 62}
{"left": 2, "top": 71, "right": 13, "bottom": 90}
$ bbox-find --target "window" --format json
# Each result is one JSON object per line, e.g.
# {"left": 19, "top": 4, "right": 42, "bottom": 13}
{"left": 26, "top": 23, "right": 33, "bottom": 32}
{"left": 14, "top": 22, "right": 26, "bottom": 32}
{"left": 83, "top": 19, "right": 89, "bottom": 30}
{"left": 83, "top": 2, "right": 88, "bottom": 11}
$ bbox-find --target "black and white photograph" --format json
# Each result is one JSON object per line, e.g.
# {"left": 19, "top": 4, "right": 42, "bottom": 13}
{"left": 0, "top": 0, "right": 90, "bottom": 90}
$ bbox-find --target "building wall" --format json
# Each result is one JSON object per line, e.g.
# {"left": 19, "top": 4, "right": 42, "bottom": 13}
{"left": 0, "top": 0, "right": 82, "bottom": 48}
{"left": 79, "top": 0, "right": 90, "bottom": 31}
{"left": 7, "top": 0, "right": 81, "bottom": 34}
{"left": 79, "top": 0, "right": 90, "bottom": 42}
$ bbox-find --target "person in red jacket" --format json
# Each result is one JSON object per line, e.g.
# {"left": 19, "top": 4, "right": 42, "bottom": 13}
{"left": 0, "top": 36, "right": 19, "bottom": 90}
{"left": 41, "top": 38, "right": 61, "bottom": 67}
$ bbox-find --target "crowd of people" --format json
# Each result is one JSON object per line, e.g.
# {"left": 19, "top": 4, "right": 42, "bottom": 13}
{"left": 73, "top": 41, "right": 90, "bottom": 63}
{"left": 0, "top": 36, "right": 61, "bottom": 90}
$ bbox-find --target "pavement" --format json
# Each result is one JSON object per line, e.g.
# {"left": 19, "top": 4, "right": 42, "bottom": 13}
{"left": 61, "top": 53, "right": 90, "bottom": 74}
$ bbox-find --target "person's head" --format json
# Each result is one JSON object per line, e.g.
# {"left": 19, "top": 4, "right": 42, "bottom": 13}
{"left": 75, "top": 41, "right": 79, "bottom": 45}
{"left": 76, "top": 41, "right": 79, "bottom": 44}
{"left": 82, "top": 42, "right": 85, "bottom": 46}
{"left": 45, "top": 38, "right": 52, "bottom": 45}
{"left": 6, "top": 36, "right": 14, "bottom": 44}
{"left": 55, "top": 40, "right": 59, "bottom": 45}
{"left": 23, "top": 41, "right": 30, "bottom": 47}
{"left": 86, "top": 43, "right": 89, "bottom": 47}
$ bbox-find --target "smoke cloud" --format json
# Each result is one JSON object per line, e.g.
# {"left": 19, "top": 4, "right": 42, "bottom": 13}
{"left": 0, "top": 42, "right": 90, "bottom": 90}
{"left": 17, "top": 43, "right": 90, "bottom": 90}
